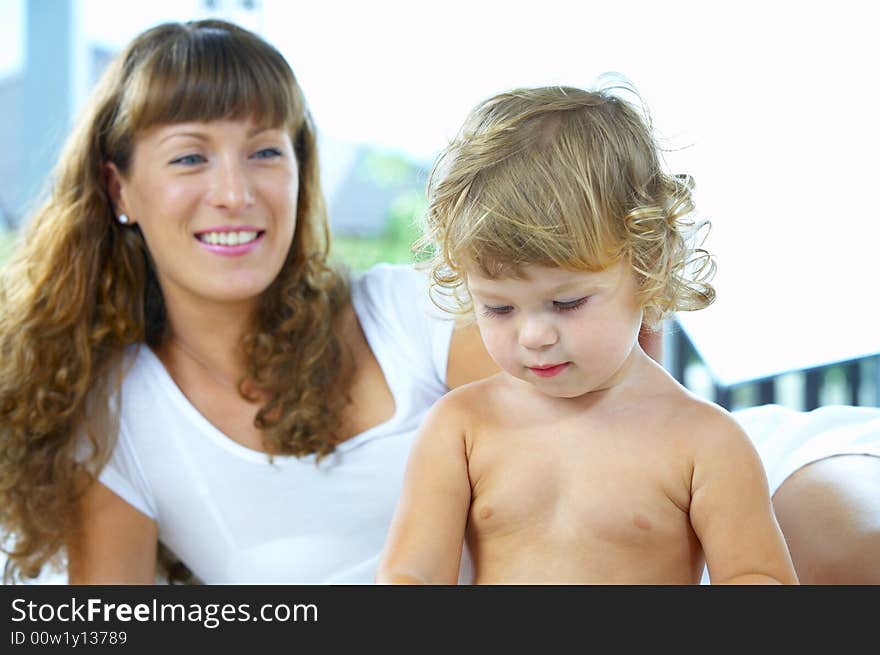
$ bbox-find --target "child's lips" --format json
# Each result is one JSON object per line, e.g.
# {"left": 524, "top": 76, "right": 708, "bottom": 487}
{"left": 527, "top": 363, "right": 570, "bottom": 378}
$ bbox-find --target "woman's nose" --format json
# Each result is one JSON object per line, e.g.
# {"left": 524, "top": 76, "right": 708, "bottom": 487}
{"left": 208, "top": 157, "right": 255, "bottom": 211}
{"left": 517, "top": 314, "right": 558, "bottom": 350}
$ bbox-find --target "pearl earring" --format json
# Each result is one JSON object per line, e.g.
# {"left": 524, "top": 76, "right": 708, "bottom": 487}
{"left": 118, "top": 214, "right": 130, "bottom": 225}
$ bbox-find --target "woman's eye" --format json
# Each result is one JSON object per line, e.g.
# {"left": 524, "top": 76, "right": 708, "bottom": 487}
{"left": 553, "top": 297, "right": 589, "bottom": 312}
{"left": 252, "top": 147, "right": 283, "bottom": 160}
{"left": 170, "top": 154, "right": 206, "bottom": 166}
{"left": 481, "top": 305, "right": 514, "bottom": 317}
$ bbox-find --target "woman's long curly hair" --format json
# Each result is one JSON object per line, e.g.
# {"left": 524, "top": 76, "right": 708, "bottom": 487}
{"left": 0, "top": 20, "right": 351, "bottom": 582}
{"left": 420, "top": 81, "right": 716, "bottom": 329}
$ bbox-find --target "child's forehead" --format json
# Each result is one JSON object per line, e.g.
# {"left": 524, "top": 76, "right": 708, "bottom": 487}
{"left": 466, "top": 262, "right": 625, "bottom": 295}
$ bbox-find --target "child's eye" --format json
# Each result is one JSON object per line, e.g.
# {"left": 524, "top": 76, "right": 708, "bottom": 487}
{"left": 252, "top": 147, "right": 283, "bottom": 160}
{"left": 170, "top": 154, "right": 206, "bottom": 166}
{"left": 481, "top": 305, "right": 514, "bottom": 317}
{"left": 553, "top": 297, "right": 589, "bottom": 312}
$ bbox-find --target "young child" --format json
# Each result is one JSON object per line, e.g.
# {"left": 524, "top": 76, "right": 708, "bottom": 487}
{"left": 376, "top": 83, "right": 799, "bottom": 585}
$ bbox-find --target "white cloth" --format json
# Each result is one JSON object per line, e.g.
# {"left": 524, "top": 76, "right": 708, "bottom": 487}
{"left": 99, "top": 263, "right": 455, "bottom": 584}
{"left": 95, "top": 263, "right": 880, "bottom": 584}
{"left": 732, "top": 403, "right": 880, "bottom": 494}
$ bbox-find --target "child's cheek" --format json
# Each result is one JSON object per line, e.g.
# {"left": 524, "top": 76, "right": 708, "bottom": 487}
{"left": 477, "top": 327, "right": 511, "bottom": 370}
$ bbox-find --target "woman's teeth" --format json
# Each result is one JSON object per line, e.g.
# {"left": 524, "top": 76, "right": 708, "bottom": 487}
{"left": 197, "top": 230, "right": 259, "bottom": 246}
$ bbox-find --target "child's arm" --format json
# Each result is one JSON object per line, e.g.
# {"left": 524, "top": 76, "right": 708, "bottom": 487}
{"left": 687, "top": 407, "right": 799, "bottom": 585}
{"left": 376, "top": 394, "right": 473, "bottom": 584}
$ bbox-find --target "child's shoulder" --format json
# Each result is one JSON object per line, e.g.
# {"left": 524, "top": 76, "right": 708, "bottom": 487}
{"left": 634, "top": 359, "right": 746, "bottom": 439}
{"left": 413, "top": 375, "right": 512, "bottom": 451}
{"left": 659, "top": 389, "right": 754, "bottom": 455}
{"left": 661, "top": 394, "right": 772, "bottom": 498}
{"left": 428, "top": 373, "right": 512, "bottom": 424}
{"left": 624, "top": 360, "right": 744, "bottom": 443}
{"left": 439, "top": 372, "right": 507, "bottom": 410}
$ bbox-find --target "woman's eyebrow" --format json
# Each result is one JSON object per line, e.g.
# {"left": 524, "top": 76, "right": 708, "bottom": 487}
{"left": 158, "top": 131, "right": 208, "bottom": 145}
{"left": 248, "top": 126, "right": 279, "bottom": 137}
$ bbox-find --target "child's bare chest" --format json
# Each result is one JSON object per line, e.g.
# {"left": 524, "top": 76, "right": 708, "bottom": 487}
{"left": 465, "top": 413, "right": 695, "bottom": 574}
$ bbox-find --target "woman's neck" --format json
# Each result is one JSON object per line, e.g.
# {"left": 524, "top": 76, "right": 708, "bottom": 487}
{"left": 158, "top": 292, "right": 258, "bottom": 388}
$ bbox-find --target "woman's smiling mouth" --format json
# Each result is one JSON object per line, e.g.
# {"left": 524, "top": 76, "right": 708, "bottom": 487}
{"left": 195, "top": 227, "right": 265, "bottom": 255}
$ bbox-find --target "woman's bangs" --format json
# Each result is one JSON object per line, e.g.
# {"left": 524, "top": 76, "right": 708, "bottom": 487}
{"left": 126, "top": 33, "right": 300, "bottom": 132}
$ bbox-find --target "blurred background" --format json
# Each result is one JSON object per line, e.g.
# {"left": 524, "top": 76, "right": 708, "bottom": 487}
{"left": 1, "top": 0, "right": 878, "bottom": 410}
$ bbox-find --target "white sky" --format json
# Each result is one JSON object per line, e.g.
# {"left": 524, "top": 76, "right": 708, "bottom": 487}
{"left": 3, "top": 0, "right": 879, "bottom": 384}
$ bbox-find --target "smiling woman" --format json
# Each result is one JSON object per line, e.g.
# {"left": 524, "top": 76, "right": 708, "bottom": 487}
{"left": 0, "top": 18, "right": 498, "bottom": 585}
{"left": 0, "top": 19, "right": 332, "bottom": 580}
{"left": 106, "top": 120, "right": 299, "bottom": 309}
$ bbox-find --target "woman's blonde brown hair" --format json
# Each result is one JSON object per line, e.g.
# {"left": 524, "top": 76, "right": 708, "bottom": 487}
{"left": 0, "top": 19, "right": 350, "bottom": 582}
{"left": 420, "top": 80, "right": 715, "bottom": 328}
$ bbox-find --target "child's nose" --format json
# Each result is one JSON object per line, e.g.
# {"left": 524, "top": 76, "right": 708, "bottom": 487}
{"left": 517, "top": 315, "right": 558, "bottom": 350}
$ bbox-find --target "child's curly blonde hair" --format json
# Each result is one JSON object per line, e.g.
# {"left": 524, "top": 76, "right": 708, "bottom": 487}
{"left": 419, "top": 81, "right": 715, "bottom": 329}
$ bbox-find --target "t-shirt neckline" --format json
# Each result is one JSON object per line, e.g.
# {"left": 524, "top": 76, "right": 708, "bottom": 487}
{"left": 137, "top": 276, "right": 405, "bottom": 464}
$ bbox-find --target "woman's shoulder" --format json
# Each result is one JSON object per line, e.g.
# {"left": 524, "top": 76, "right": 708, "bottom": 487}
{"left": 118, "top": 343, "right": 160, "bottom": 386}
{"left": 348, "top": 262, "right": 455, "bottom": 387}
{"left": 349, "top": 262, "right": 428, "bottom": 302}
{"left": 349, "top": 262, "right": 450, "bottom": 334}
{"left": 104, "top": 343, "right": 173, "bottom": 416}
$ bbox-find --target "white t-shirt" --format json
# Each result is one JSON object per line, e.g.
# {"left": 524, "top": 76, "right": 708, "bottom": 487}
{"left": 99, "top": 263, "right": 455, "bottom": 584}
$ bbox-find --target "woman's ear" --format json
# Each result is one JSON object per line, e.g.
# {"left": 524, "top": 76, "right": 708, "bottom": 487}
{"left": 103, "top": 161, "right": 128, "bottom": 220}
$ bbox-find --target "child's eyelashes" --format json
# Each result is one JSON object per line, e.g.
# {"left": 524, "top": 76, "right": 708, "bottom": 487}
{"left": 481, "top": 305, "right": 514, "bottom": 318}
{"left": 553, "top": 296, "right": 590, "bottom": 312}
{"left": 479, "top": 297, "right": 590, "bottom": 317}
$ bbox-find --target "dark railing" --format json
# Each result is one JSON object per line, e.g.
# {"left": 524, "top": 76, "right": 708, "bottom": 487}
{"left": 666, "top": 319, "right": 880, "bottom": 411}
